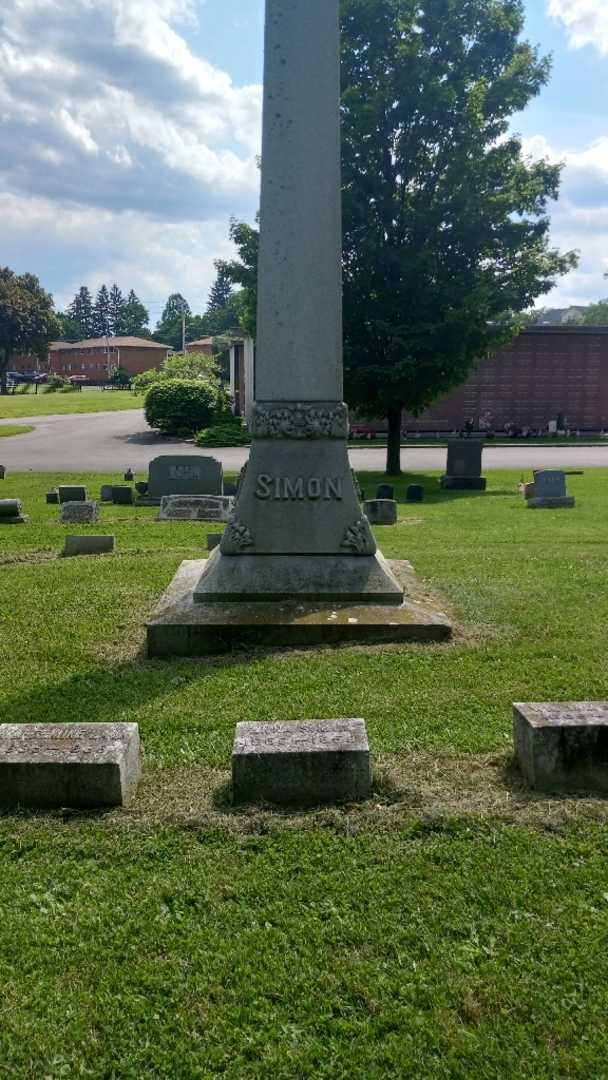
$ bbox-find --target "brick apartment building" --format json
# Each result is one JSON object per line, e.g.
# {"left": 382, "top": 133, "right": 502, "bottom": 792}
{"left": 48, "top": 337, "right": 171, "bottom": 380}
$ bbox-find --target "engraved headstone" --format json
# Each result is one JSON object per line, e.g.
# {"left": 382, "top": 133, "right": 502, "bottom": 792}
{"left": 0, "top": 723, "right": 141, "bottom": 808}
{"left": 514, "top": 701, "right": 608, "bottom": 792}
{"left": 63, "top": 535, "right": 115, "bottom": 557}
{"left": 46, "top": 491, "right": 60, "bottom": 505}
{"left": 145, "top": 455, "right": 223, "bottom": 504}
{"left": 158, "top": 495, "right": 234, "bottom": 522}
{"left": 192, "top": 0, "right": 402, "bottom": 606}
{"left": 528, "top": 470, "right": 574, "bottom": 508}
{"left": 112, "top": 486, "right": 134, "bottom": 506}
{"left": 60, "top": 501, "right": 98, "bottom": 525}
{"left": 440, "top": 439, "right": 486, "bottom": 491}
{"left": 232, "top": 719, "right": 371, "bottom": 806}
{"left": 58, "top": 485, "right": 87, "bottom": 504}
{"left": 364, "top": 499, "right": 398, "bottom": 525}
{"left": 0, "top": 498, "right": 25, "bottom": 524}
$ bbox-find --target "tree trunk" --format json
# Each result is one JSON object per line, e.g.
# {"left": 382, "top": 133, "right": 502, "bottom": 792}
{"left": 0, "top": 350, "right": 9, "bottom": 396}
{"left": 385, "top": 403, "right": 402, "bottom": 475}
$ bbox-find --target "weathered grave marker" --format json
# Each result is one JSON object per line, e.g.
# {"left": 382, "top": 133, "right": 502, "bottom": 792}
{"left": 514, "top": 702, "right": 608, "bottom": 793}
{"left": 232, "top": 719, "right": 371, "bottom": 806}
{"left": 440, "top": 439, "right": 486, "bottom": 491}
{"left": 58, "top": 485, "right": 87, "bottom": 504}
{"left": 527, "top": 470, "right": 574, "bottom": 508}
{"left": 406, "top": 484, "right": 424, "bottom": 503}
{"left": 158, "top": 495, "right": 234, "bottom": 522}
{"left": 62, "top": 535, "right": 115, "bottom": 557}
{"left": 46, "top": 491, "right": 59, "bottom": 505}
{"left": 112, "top": 486, "right": 134, "bottom": 506}
{"left": 364, "top": 499, "right": 398, "bottom": 525}
{"left": 0, "top": 723, "right": 141, "bottom": 808}
{"left": 141, "top": 455, "right": 223, "bottom": 505}
{"left": 60, "top": 501, "right": 98, "bottom": 525}
{"left": 0, "top": 498, "right": 26, "bottom": 524}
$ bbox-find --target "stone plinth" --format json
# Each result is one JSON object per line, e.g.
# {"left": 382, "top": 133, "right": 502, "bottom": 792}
{"left": 232, "top": 718, "right": 371, "bottom": 806}
{"left": 364, "top": 499, "right": 398, "bottom": 525}
{"left": 158, "top": 495, "right": 234, "bottom": 522}
{"left": 147, "top": 559, "right": 452, "bottom": 657}
{"left": 527, "top": 496, "right": 575, "bottom": 509}
{"left": 62, "top": 535, "right": 115, "bottom": 558}
{"left": 0, "top": 499, "right": 26, "bottom": 524}
{"left": 513, "top": 701, "right": 608, "bottom": 793}
{"left": 60, "top": 501, "right": 98, "bottom": 525}
{"left": 58, "top": 485, "right": 86, "bottom": 504}
{"left": 0, "top": 723, "right": 141, "bottom": 808}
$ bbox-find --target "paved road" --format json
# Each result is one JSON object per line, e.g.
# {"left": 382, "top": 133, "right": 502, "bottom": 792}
{"left": 2, "top": 409, "right": 608, "bottom": 472}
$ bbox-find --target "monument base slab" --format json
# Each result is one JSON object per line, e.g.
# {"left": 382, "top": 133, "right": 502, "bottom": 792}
{"left": 440, "top": 476, "right": 487, "bottom": 491}
{"left": 147, "top": 559, "right": 452, "bottom": 657}
{"left": 193, "top": 548, "right": 403, "bottom": 604}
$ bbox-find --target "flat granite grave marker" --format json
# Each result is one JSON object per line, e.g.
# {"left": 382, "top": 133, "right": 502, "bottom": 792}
{"left": 141, "top": 455, "right": 223, "bottom": 505}
{"left": 58, "top": 485, "right": 87, "bottom": 504}
{"left": 0, "top": 498, "right": 26, "bottom": 524}
{"left": 440, "top": 439, "right": 486, "bottom": 491}
{"left": 0, "top": 723, "right": 141, "bottom": 808}
{"left": 232, "top": 719, "right": 371, "bottom": 806}
{"left": 528, "top": 470, "right": 574, "bottom": 509}
{"left": 514, "top": 702, "right": 608, "bottom": 793}
{"left": 62, "top": 535, "right": 115, "bottom": 557}
{"left": 59, "top": 501, "right": 98, "bottom": 525}
{"left": 158, "top": 495, "right": 234, "bottom": 522}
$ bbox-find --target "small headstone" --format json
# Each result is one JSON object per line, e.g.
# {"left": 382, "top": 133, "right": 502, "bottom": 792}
{"left": 0, "top": 722, "right": 141, "bottom": 808}
{"left": 46, "top": 491, "right": 60, "bottom": 505}
{"left": 0, "top": 465, "right": 5, "bottom": 479}
{"left": 440, "top": 439, "right": 486, "bottom": 490}
{"left": 376, "top": 484, "right": 394, "bottom": 500}
{"left": 58, "top": 485, "right": 87, "bottom": 504}
{"left": 232, "top": 719, "right": 371, "bottom": 806}
{"left": 514, "top": 702, "right": 608, "bottom": 793}
{"left": 527, "top": 470, "right": 574, "bottom": 509}
{"left": 207, "top": 534, "right": 222, "bottom": 552}
{"left": 62, "top": 535, "right": 115, "bottom": 558}
{"left": 406, "top": 484, "right": 424, "bottom": 503}
{"left": 135, "top": 481, "right": 149, "bottom": 496}
{"left": 60, "top": 501, "right": 98, "bottom": 525}
{"left": 112, "top": 486, "right": 134, "bottom": 506}
{"left": 144, "top": 455, "right": 223, "bottom": 504}
{"left": 158, "top": 495, "right": 235, "bottom": 522}
{"left": 0, "top": 498, "right": 26, "bottom": 524}
{"left": 364, "top": 499, "right": 398, "bottom": 525}
{"left": 100, "top": 484, "right": 114, "bottom": 502}
{"left": 124, "top": 468, "right": 134, "bottom": 482}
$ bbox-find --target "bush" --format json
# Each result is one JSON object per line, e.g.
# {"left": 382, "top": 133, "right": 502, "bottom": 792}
{"left": 132, "top": 353, "right": 220, "bottom": 395}
{"left": 144, "top": 378, "right": 228, "bottom": 436}
{"left": 196, "top": 415, "right": 251, "bottom": 447}
{"left": 43, "top": 374, "right": 68, "bottom": 393}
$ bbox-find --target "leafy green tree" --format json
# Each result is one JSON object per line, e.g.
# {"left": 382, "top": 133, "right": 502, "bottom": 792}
{"left": 341, "top": 0, "right": 577, "bottom": 472}
{"left": 0, "top": 268, "right": 60, "bottom": 394}
{"left": 216, "top": 218, "right": 259, "bottom": 339}
{"left": 92, "top": 284, "right": 111, "bottom": 338}
{"left": 153, "top": 293, "right": 191, "bottom": 350}
{"left": 108, "top": 284, "right": 126, "bottom": 336}
{"left": 122, "top": 290, "right": 150, "bottom": 337}
{"left": 575, "top": 299, "right": 608, "bottom": 325}
{"left": 56, "top": 310, "right": 82, "bottom": 340}
{"left": 66, "top": 286, "right": 94, "bottom": 340}
{"left": 131, "top": 351, "right": 221, "bottom": 395}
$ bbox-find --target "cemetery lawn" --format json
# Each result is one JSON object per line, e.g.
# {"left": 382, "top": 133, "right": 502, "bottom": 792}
{"left": 1, "top": 469, "right": 608, "bottom": 1078}
{"left": 0, "top": 389, "right": 143, "bottom": 419}
{"left": 0, "top": 423, "right": 35, "bottom": 437}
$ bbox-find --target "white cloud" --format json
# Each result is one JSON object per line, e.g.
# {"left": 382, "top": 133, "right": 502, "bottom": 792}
{"left": 547, "top": 0, "right": 608, "bottom": 56}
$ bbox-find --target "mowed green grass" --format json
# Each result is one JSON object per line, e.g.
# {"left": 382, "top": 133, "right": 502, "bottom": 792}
{"left": 0, "top": 424, "right": 35, "bottom": 437}
{"left": 1, "top": 470, "right": 608, "bottom": 1078}
{"left": 0, "top": 389, "right": 143, "bottom": 419}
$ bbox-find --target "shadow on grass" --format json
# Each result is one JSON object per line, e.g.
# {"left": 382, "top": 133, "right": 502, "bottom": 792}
{"left": 364, "top": 472, "right": 517, "bottom": 505}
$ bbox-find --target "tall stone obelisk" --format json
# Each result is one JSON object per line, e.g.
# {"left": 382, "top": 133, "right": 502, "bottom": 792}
{"left": 194, "top": 0, "right": 402, "bottom": 604}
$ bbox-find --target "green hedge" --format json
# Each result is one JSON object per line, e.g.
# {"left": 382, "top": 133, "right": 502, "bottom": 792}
{"left": 145, "top": 378, "right": 227, "bottom": 436}
{"left": 196, "top": 415, "right": 251, "bottom": 447}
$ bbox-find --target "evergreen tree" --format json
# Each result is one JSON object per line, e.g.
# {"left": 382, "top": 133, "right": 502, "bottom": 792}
{"left": 66, "top": 286, "right": 94, "bottom": 340}
{"left": 216, "top": 218, "right": 259, "bottom": 339}
{"left": 206, "top": 267, "right": 234, "bottom": 313}
{"left": 122, "top": 290, "right": 150, "bottom": 337}
{"left": 93, "top": 284, "right": 111, "bottom": 338}
{"left": 108, "top": 284, "right": 126, "bottom": 336}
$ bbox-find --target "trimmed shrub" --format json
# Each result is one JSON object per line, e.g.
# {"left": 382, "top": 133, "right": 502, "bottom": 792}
{"left": 196, "top": 415, "right": 251, "bottom": 447}
{"left": 43, "top": 374, "right": 68, "bottom": 393}
{"left": 145, "top": 378, "right": 228, "bottom": 436}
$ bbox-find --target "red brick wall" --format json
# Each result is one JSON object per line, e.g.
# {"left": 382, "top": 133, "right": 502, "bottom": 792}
{"left": 50, "top": 345, "right": 170, "bottom": 379}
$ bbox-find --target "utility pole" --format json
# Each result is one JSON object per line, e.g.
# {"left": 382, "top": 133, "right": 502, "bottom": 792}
{"left": 181, "top": 300, "right": 186, "bottom": 354}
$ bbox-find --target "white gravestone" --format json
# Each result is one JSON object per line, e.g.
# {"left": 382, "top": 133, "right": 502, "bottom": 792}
{"left": 158, "top": 496, "right": 235, "bottom": 522}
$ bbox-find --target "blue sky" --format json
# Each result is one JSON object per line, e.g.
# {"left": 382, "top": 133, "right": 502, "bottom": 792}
{"left": 1, "top": 0, "right": 607, "bottom": 322}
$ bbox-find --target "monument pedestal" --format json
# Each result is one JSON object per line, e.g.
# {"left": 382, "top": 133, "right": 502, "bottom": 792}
{"left": 147, "top": 559, "right": 452, "bottom": 657}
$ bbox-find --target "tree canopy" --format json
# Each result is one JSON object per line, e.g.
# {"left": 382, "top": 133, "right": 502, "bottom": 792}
{"left": 0, "top": 268, "right": 60, "bottom": 393}
{"left": 341, "top": 0, "right": 576, "bottom": 471}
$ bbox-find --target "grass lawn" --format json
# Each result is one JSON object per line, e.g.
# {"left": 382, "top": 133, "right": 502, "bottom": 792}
{"left": 0, "top": 389, "right": 143, "bottom": 419}
{"left": 1, "top": 469, "right": 608, "bottom": 1077}
{"left": 0, "top": 424, "right": 35, "bottom": 438}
